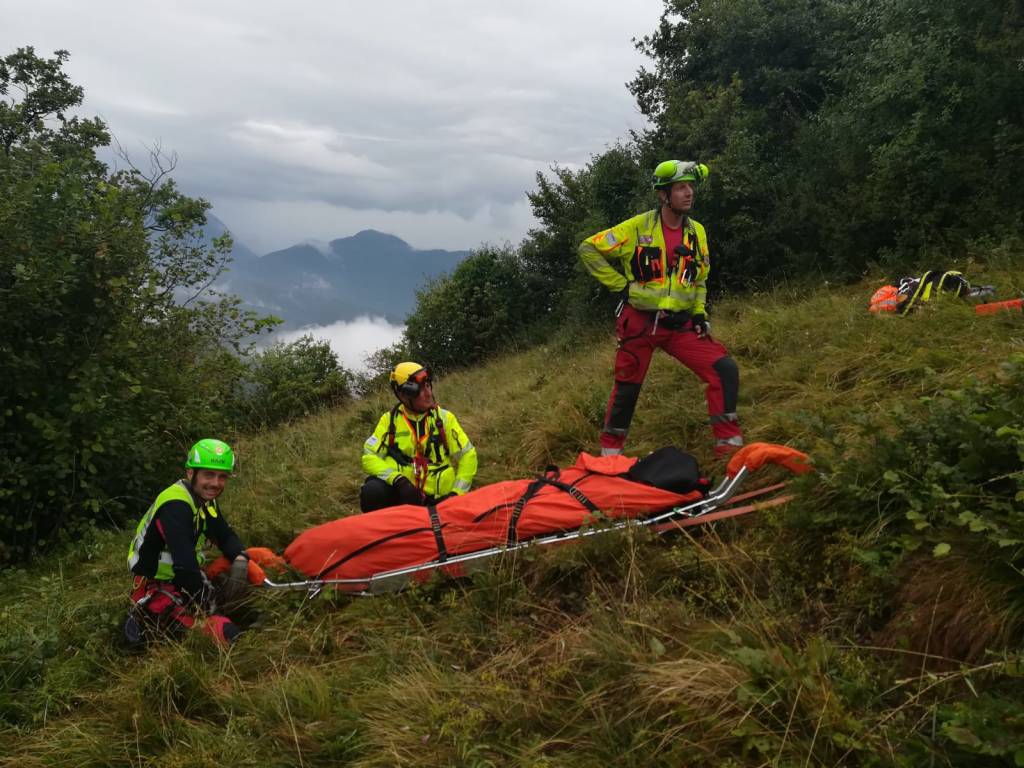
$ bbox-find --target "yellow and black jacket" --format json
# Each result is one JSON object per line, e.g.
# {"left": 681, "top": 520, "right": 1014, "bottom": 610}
{"left": 579, "top": 209, "right": 710, "bottom": 315}
{"left": 362, "top": 405, "right": 477, "bottom": 498}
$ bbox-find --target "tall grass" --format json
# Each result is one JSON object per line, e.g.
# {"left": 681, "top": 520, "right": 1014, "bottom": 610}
{"left": 2, "top": 258, "right": 1023, "bottom": 766}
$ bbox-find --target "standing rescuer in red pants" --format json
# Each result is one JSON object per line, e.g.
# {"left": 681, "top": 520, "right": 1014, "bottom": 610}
{"left": 579, "top": 159, "right": 743, "bottom": 457}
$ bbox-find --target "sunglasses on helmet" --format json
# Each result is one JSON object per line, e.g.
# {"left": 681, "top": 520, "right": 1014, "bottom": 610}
{"left": 396, "top": 369, "right": 432, "bottom": 398}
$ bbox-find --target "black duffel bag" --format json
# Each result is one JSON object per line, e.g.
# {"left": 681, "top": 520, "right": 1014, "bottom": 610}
{"left": 626, "top": 446, "right": 709, "bottom": 496}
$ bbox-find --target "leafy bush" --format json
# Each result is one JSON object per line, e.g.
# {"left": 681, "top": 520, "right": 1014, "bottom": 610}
{"left": 352, "top": 340, "right": 409, "bottom": 397}
{"left": 812, "top": 354, "right": 1024, "bottom": 567}
{"left": 233, "top": 335, "right": 353, "bottom": 430}
{"left": 629, "top": 0, "right": 1024, "bottom": 282}
{"left": 403, "top": 245, "right": 536, "bottom": 372}
{"left": 0, "top": 48, "right": 273, "bottom": 561}
{"left": 936, "top": 693, "right": 1024, "bottom": 766}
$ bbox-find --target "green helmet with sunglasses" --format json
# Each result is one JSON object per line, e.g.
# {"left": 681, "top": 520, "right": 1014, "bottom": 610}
{"left": 652, "top": 159, "right": 709, "bottom": 190}
{"left": 390, "top": 362, "right": 432, "bottom": 400}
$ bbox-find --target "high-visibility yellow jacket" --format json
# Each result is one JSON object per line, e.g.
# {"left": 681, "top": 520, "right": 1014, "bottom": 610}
{"left": 362, "top": 404, "right": 477, "bottom": 498}
{"left": 579, "top": 209, "right": 710, "bottom": 315}
{"left": 126, "top": 480, "right": 242, "bottom": 593}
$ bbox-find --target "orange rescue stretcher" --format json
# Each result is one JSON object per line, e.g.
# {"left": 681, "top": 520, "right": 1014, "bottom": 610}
{"left": 265, "top": 442, "right": 812, "bottom": 597}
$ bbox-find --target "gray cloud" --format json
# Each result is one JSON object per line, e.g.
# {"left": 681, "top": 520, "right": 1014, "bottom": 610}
{"left": 3, "top": 0, "right": 660, "bottom": 251}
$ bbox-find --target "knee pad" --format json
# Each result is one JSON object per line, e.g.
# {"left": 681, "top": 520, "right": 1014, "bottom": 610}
{"left": 605, "top": 381, "right": 643, "bottom": 433}
{"left": 359, "top": 477, "right": 394, "bottom": 513}
{"left": 712, "top": 356, "right": 740, "bottom": 413}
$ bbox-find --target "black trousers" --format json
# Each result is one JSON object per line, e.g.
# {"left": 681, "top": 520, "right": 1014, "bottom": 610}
{"left": 359, "top": 476, "right": 441, "bottom": 513}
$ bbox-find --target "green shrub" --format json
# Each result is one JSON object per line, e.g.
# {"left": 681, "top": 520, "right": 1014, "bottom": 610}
{"left": 404, "top": 245, "right": 536, "bottom": 372}
{"left": 0, "top": 48, "right": 274, "bottom": 561}
{"left": 233, "top": 335, "right": 353, "bottom": 430}
{"left": 813, "top": 354, "right": 1024, "bottom": 568}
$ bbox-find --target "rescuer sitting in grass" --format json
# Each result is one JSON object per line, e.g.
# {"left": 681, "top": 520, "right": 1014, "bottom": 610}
{"left": 359, "top": 362, "right": 478, "bottom": 513}
{"left": 124, "top": 438, "right": 276, "bottom": 646}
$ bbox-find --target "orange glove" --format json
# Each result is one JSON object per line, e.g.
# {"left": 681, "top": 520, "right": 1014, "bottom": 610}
{"left": 204, "top": 547, "right": 284, "bottom": 584}
{"left": 204, "top": 556, "right": 232, "bottom": 579}
{"left": 245, "top": 546, "right": 287, "bottom": 573}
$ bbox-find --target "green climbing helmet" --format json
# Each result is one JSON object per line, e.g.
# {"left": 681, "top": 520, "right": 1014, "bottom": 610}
{"left": 652, "top": 159, "right": 709, "bottom": 189}
{"left": 185, "top": 438, "right": 235, "bottom": 473}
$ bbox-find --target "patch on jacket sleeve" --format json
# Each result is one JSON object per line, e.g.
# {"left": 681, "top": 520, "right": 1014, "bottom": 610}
{"left": 366, "top": 435, "right": 379, "bottom": 448}
{"left": 590, "top": 230, "right": 621, "bottom": 249}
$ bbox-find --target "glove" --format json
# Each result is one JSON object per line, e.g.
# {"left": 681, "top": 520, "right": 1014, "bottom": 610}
{"left": 691, "top": 314, "right": 710, "bottom": 338}
{"left": 245, "top": 546, "right": 287, "bottom": 574}
{"left": 394, "top": 476, "right": 425, "bottom": 505}
{"left": 219, "top": 556, "right": 251, "bottom": 607}
{"left": 204, "top": 556, "right": 232, "bottom": 580}
{"left": 205, "top": 550, "right": 275, "bottom": 587}
{"left": 614, "top": 285, "right": 630, "bottom": 315}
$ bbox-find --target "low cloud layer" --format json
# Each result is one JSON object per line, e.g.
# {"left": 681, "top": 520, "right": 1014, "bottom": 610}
{"left": 3, "top": 0, "right": 661, "bottom": 253}
{"left": 276, "top": 316, "right": 405, "bottom": 374}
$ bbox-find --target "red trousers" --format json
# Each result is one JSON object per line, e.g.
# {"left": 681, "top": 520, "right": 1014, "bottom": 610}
{"left": 128, "top": 577, "right": 238, "bottom": 645}
{"left": 600, "top": 305, "right": 742, "bottom": 452}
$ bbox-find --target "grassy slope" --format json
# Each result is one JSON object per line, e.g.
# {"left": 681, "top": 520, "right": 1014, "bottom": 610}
{"left": 2, "top": 259, "right": 1023, "bottom": 767}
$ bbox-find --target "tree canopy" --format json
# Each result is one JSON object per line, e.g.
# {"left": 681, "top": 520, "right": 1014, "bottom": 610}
{"left": 401, "top": 0, "right": 1024, "bottom": 366}
{"left": 0, "top": 48, "right": 352, "bottom": 560}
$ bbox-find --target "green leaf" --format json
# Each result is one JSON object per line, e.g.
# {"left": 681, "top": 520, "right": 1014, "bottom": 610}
{"left": 942, "top": 725, "right": 981, "bottom": 748}
{"left": 933, "top": 543, "right": 952, "bottom": 557}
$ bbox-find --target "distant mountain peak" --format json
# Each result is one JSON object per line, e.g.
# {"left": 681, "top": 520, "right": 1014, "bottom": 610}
{"left": 220, "top": 225, "right": 470, "bottom": 327}
{"left": 330, "top": 229, "right": 412, "bottom": 255}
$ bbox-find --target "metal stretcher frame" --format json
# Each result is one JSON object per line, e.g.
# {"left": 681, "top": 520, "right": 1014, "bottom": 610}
{"left": 261, "top": 464, "right": 789, "bottom": 598}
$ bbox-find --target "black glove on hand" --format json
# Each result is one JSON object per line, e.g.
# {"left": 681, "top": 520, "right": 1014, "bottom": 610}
{"left": 615, "top": 285, "right": 630, "bottom": 314}
{"left": 691, "top": 314, "right": 710, "bottom": 338}
{"left": 394, "top": 476, "right": 425, "bottom": 505}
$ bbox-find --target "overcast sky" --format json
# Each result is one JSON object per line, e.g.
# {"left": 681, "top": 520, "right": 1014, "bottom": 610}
{"left": 3, "top": 1, "right": 664, "bottom": 255}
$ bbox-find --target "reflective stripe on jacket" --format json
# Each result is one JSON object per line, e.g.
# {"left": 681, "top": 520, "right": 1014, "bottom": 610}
{"left": 579, "top": 209, "right": 709, "bottom": 315}
{"left": 361, "top": 405, "right": 478, "bottom": 498}
{"left": 127, "top": 480, "right": 212, "bottom": 580}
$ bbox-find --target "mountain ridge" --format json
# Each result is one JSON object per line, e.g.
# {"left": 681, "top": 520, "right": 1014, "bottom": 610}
{"left": 205, "top": 215, "right": 470, "bottom": 327}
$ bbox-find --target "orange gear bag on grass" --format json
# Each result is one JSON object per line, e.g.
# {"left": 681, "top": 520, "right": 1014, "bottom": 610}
{"left": 869, "top": 285, "right": 903, "bottom": 313}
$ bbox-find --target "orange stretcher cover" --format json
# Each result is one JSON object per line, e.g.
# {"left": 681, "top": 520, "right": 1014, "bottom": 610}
{"left": 284, "top": 452, "right": 704, "bottom": 583}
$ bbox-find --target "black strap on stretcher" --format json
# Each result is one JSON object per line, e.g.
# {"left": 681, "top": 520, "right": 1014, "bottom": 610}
{"left": 506, "top": 474, "right": 601, "bottom": 545}
{"left": 315, "top": 473, "right": 601, "bottom": 580}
